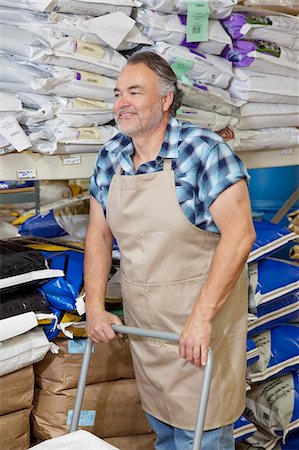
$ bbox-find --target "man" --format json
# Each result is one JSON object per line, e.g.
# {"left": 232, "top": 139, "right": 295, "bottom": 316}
{"left": 85, "top": 51, "right": 256, "bottom": 450}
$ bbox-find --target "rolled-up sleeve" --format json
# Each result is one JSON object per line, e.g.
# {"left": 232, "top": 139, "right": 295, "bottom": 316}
{"left": 89, "top": 147, "right": 114, "bottom": 214}
{"left": 199, "top": 142, "right": 250, "bottom": 209}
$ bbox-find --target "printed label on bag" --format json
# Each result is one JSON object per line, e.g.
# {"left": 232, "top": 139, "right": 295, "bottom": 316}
{"left": 68, "top": 339, "right": 94, "bottom": 353}
{"left": 171, "top": 57, "right": 193, "bottom": 85}
{"left": 75, "top": 40, "right": 104, "bottom": 60}
{"left": 72, "top": 98, "right": 107, "bottom": 110}
{"left": 186, "top": 1, "right": 209, "bottom": 43}
{"left": 78, "top": 128, "right": 102, "bottom": 141}
{"left": 67, "top": 410, "right": 96, "bottom": 426}
{"left": 75, "top": 70, "right": 107, "bottom": 86}
{"left": 0, "top": 115, "right": 31, "bottom": 151}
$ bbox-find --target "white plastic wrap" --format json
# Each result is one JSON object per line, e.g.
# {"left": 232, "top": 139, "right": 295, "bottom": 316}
{"left": 0, "top": 57, "right": 116, "bottom": 101}
{"left": 16, "top": 92, "right": 113, "bottom": 127}
{"left": 176, "top": 106, "right": 238, "bottom": 131}
{"left": 0, "top": 0, "right": 139, "bottom": 15}
{"left": 155, "top": 42, "right": 233, "bottom": 89}
{"left": 135, "top": 9, "right": 232, "bottom": 55}
{"left": 138, "top": 0, "right": 237, "bottom": 19}
{"left": 0, "top": 91, "right": 22, "bottom": 112}
{"left": 0, "top": 8, "right": 152, "bottom": 51}
{"left": 229, "top": 69, "right": 299, "bottom": 104}
{"left": 26, "top": 123, "right": 118, "bottom": 154}
{"left": 0, "top": 23, "right": 126, "bottom": 78}
{"left": 243, "top": 27, "right": 299, "bottom": 51}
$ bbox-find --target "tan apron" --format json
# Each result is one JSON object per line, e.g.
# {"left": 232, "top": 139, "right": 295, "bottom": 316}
{"left": 106, "top": 158, "right": 248, "bottom": 430}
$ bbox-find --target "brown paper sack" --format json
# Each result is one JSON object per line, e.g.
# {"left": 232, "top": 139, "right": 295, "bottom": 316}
{"left": 34, "top": 336, "right": 135, "bottom": 392}
{"left": 0, "top": 365, "right": 34, "bottom": 415}
{"left": 0, "top": 409, "right": 31, "bottom": 450}
{"left": 32, "top": 379, "right": 151, "bottom": 441}
{"left": 105, "top": 433, "right": 156, "bottom": 450}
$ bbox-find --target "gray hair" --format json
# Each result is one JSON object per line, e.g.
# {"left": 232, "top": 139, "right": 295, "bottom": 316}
{"left": 127, "top": 51, "right": 183, "bottom": 117}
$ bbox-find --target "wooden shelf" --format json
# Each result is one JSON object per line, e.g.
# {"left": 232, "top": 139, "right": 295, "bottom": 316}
{"left": 0, "top": 146, "right": 298, "bottom": 181}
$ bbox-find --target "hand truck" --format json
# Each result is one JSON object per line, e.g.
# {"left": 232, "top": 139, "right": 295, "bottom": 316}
{"left": 70, "top": 324, "right": 213, "bottom": 450}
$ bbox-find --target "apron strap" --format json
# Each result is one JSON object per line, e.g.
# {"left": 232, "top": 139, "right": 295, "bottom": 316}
{"left": 163, "top": 158, "right": 172, "bottom": 172}
{"left": 115, "top": 165, "right": 122, "bottom": 175}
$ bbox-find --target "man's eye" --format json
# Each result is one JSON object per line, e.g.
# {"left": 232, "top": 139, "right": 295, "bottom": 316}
{"left": 131, "top": 92, "right": 140, "bottom": 96}
{"left": 114, "top": 93, "right": 121, "bottom": 98}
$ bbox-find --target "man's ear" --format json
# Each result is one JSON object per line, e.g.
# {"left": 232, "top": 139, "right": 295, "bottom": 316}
{"left": 162, "top": 92, "right": 174, "bottom": 112}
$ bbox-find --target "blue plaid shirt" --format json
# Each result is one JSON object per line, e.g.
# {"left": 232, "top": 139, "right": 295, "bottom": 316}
{"left": 90, "top": 117, "right": 249, "bottom": 233}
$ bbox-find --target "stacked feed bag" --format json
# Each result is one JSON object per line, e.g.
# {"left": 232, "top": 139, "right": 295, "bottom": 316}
{"left": 32, "top": 337, "right": 156, "bottom": 449}
{"left": 132, "top": 2, "right": 299, "bottom": 153}
{"left": 236, "top": 222, "right": 299, "bottom": 449}
{"left": 0, "top": 1, "right": 151, "bottom": 154}
{"left": 0, "top": 239, "right": 61, "bottom": 450}
{"left": 218, "top": 8, "right": 299, "bottom": 152}
{"left": 0, "top": 365, "right": 34, "bottom": 450}
{"left": 134, "top": 1, "right": 243, "bottom": 133}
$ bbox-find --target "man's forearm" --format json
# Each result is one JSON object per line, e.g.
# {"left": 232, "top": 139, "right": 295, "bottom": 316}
{"left": 193, "top": 233, "right": 254, "bottom": 320}
{"left": 84, "top": 224, "right": 113, "bottom": 314}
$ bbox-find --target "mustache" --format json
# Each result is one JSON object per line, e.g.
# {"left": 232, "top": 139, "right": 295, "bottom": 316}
{"left": 115, "top": 108, "right": 138, "bottom": 118}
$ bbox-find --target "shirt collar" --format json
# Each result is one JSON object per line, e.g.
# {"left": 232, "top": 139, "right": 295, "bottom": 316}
{"left": 108, "top": 117, "right": 181, "bottom": 173}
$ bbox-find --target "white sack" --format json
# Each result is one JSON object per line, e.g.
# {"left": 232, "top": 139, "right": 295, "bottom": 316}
{"left": 242, "top": 27, "right": 299, "bottom": 51}
{"left": 0, "top": 91, "right": 22, "bottom": 112}
{"left": 229, "top": 69, "right": 299, "bottom": 104}
{"left": 176, "top": 106, "right": 238, "bottom": 131}
{"left": 223, "top": 127, "right": 299, "bottom": 152}
{"left": 154, "top": 42, "right": 233, "bottom": 89}
{"left": 236, "top": 103, "right": 299, "bottom": 130}
{"left": 17, "top": 94, "right": 114, "bottom": 127}
{"left": 0, "top": 0, "right": 138, "bottom": 15}
{"left": 135, "top": 9, "right": 231, "bottom": 55}
{"left": 139, "top": 0, "right": 237, "bottom": 18}
{"left": 0, "top": 24, "right": 126, "bottom": 78}
{"left": 30, "top": 430, "right": 119, "bottom": 450}
{"left": 0, "top": 57, "right": 116, "bottom": 101}
{"left": 0, "top": 328, "right": 53, "bottom": 376}
{"left": 0, "top": 8, "right": 152, "bottom": 51}
{"left": 26, "top": 124, "right": 118, "bottom": 155}
{"left": 179, "top": 81, "right": 243, "bottom": 115}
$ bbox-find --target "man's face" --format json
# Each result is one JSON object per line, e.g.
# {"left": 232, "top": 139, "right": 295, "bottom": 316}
{"left": 113, "top": 63, "right": 166, "bottom": 138}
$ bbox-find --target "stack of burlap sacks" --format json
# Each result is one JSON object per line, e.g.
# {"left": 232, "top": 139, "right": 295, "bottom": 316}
{"left": 0, "top": 365, "right": 34, "bottom": 449}
{"left": 32, "top": 336, "right": 156, "bottom": 449}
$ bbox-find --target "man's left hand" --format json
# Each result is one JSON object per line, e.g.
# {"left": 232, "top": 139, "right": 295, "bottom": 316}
{"left": 179, "top": 314, "right": 212, "bottom": 368}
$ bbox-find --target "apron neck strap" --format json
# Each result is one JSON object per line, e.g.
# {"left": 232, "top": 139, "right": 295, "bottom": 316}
{"left": 115, "top": 165, "right": 122, "bottom": 175}
{"left": 163, "top": 158, "right": 172, "bottom": 172}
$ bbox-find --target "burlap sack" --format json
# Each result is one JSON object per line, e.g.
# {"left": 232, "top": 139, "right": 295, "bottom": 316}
{"left": 34, "top": 336, "right": 134, "bottom": 392}
{"left": 32, "top": 379, "right": 151, "bottom": 440}
{"left": 0, "top": 408, "right": 31, "bottom": 450}
{"left": 0, "top": 365, "right": 34, "bottom": 415}
{"left": 105, "top": 433, "right": 156, "bottom": 450}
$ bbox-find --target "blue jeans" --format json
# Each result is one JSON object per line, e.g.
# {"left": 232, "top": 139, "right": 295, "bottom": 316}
{"left": 146, "top": 413, "right": 235, "bottom": 450}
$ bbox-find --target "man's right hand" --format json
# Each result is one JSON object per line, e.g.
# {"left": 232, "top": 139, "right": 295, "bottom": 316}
{"left": 85, "top": 308, "right": 123, "bottom": 344}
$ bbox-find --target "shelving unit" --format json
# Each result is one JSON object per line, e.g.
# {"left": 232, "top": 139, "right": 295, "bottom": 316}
{"left": 1, "top": 146, "right": 298, "bottom": 181}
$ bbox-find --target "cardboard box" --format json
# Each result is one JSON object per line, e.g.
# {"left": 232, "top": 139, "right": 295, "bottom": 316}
{"left": 0, "top": 409, "right": 30, "bottom": 450}
{"left": 0, "top": 365, "right": 34, "bottom": 415}
{"left": 34, "top": 337, "right": 134, "bottom": 392}
{"left": 105, "top": 433, "right": 156, "bottom": 450}
{"left": 32, "top": 379, "right": 151, "bottom": 440}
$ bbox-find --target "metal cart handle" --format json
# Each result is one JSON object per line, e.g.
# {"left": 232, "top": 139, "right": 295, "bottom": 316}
{"left": 70, "top": 324, "right": 213, "bottom": 450}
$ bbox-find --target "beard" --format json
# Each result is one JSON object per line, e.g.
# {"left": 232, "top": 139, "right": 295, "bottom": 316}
{"left": 114, "top": 101, "right": 164, "bottom": 138}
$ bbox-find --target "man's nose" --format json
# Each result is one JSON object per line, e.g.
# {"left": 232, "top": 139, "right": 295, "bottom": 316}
{"left": 116, "top": 94, "right": 130, "bottom": 108}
